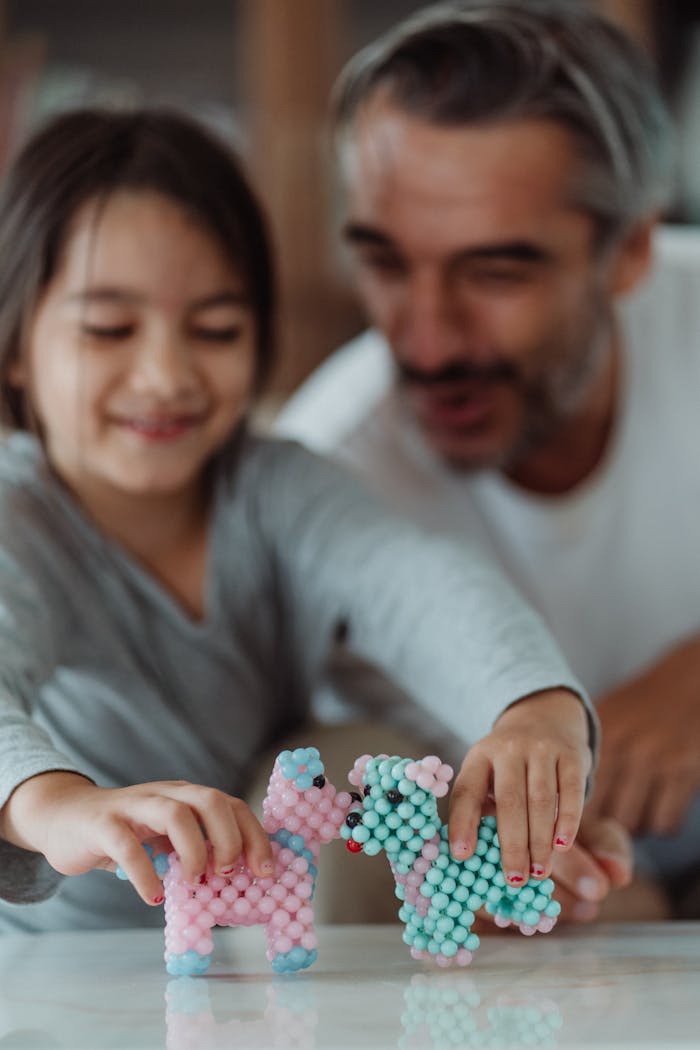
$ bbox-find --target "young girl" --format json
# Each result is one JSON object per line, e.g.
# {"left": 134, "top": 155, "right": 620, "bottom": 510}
{"left": 0, "top": 109, "right": 594, "bottom": 933}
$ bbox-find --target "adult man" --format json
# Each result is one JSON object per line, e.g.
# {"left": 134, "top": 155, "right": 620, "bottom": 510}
{"left": 277, "top": 1, "right": 700, "bottom": 918}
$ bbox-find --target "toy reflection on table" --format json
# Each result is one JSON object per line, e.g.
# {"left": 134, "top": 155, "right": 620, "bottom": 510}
{"left": 165, "top": 977, "right": 318, "bottom": 1050}
{"left": 400, "top": 973, "right": 563, "bottom": 1048}
{"left": 118, "top": 747, "right": 352, "bottom": 976}
{"left": 341, "top": 754, "right": 561, "bottom": 967}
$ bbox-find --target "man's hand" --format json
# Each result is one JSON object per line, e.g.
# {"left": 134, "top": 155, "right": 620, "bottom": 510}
{"left": 549, "top": 814, "right": 632, "bottom": 920}
{"left": 448, "top": 688, "right": 592, "bottom": 885}
{"left": 587, "top": 635, "right": 700, "bottom": 836}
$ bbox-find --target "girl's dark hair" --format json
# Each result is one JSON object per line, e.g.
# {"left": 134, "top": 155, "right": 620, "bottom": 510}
{"left": 0, "top": 108, "right": 276, "bottom": 429}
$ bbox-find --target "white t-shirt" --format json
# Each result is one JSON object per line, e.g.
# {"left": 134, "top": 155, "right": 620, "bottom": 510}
{"left": 276, "top": 225, "right": 700, "bottom": 880}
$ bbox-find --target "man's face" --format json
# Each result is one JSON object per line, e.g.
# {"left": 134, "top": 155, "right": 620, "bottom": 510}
{"left": 341, "top": 98, "right": 632, "bottom": 473}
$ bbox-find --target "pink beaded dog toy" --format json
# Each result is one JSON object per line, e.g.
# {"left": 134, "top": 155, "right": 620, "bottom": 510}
{"left": 119, "top": 747, "right": 352, "bottom": 976}
{"left": 341, "top": 754, "right": 561, "bottom": 968}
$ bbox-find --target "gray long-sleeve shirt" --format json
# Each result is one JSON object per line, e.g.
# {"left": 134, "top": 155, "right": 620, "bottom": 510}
{"left": 0, "top": 428, "right": 593, "bottom": 931}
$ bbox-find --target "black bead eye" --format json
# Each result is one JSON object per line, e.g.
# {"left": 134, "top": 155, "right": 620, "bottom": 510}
{"left": 312, "top": 775, "right": 326, "bottom": 788}
{"left": 363, "top": 785, "right": 371, "bottom": 797}
{"left": 386, "top": 789, "right": 404, "bottom": 805}
{"left": 346, "top": 811, "right": 363, "bottom": 828}
{"left": 349, "top": 791, "right": 362, "bottom": 803}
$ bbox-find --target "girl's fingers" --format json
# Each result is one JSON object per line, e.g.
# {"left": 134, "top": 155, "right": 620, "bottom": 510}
{"left": 526, "top": 758, "right": 558, "bottom": 878}
{"left": 120, "top": 791, "right": 209, "bottom": 885}
{"left": 492, "top": 755, "right": 529, "bottom": 886}
{"left": 100, "top": 821, "right": 165, "bottom": 905}
{"left": 163, "top": 786, "right": 269, "bottom": 878}
{"left": 231, "top": 800, "right": 274, "bottom": 877}
{"left": 553, "top": 754, "right": 587, "bottom": 852}
{"left": 176, "top": 787, "right": 244, "bottom": 877}
{"left": 448, "top": 750, "right": 492, "bottom": 859}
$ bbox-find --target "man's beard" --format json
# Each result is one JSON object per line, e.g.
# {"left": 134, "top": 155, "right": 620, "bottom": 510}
{"left": 397, "top": 293, "right": 614, "bottom": 473}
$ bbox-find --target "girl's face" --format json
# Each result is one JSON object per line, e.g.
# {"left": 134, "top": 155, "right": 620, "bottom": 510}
{"left": 12, "top": 190, "right": 257, "bottom": 504}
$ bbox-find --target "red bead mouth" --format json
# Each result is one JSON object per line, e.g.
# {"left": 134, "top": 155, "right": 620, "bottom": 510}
{"left": 346, "top": 839, "right": 363, "bottom": 853}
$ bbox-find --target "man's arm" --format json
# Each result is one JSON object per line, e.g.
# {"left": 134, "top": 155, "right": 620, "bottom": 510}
{"left": 586, "top": 633, "right": 700, "bottom": 835}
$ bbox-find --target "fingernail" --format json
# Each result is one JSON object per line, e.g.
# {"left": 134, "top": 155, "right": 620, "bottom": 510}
{"left": 530, "top": 864, "right": 545, "bottom": 877}
{"left": 450, "top": 840, "right": 471, "bottom": 858}
{"left": 577, "top": 876, "right": 602, "bottom": 901}
{"left": 555, "top": 836, "right": 568, "bottom": 847}
{"left": 506, "top": 872, "right": 524, "bottom": 884}
{"left": 220, "top": 865, "right": 236, "bottom": 876}
{"left": 573, "top": 900, "right": 599, "bottom": 921}
{"left": 152, "top": 894, "right": 164, "bottom": 905}
{"left": 260, "top": 860, "right": 274, "bottom": 875}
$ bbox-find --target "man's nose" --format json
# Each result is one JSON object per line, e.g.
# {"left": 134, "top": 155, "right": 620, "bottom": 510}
{"left": 398, "top": 272, "right": 465, "bottom": 375}
{"left": 129, "top": 335, "right": 197, "bottom": 399}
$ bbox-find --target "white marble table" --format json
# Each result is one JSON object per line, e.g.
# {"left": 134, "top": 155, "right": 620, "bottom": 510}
{"left": 0, "top": 923, "right": 697, "bottom": 1049}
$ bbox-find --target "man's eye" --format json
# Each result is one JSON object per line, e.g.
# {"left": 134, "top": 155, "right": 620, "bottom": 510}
{"left": 81, "top": 324, "right": 133, "bottom": 340}
{"left": 356, "top": 251, "right": 406, "bottom": 277}
{"left": 470, "top": 268, "right": 530, "bottom": 287}
{"left": 194, "top": 327, "right": 242, "bottom": 343}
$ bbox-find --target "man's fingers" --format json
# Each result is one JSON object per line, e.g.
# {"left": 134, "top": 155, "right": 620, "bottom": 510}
{"left": 552, "top": 883, "right": 601, "bottom": 923}
{"left": 604, "top": 764, "right": 649, "bottom": 833}
{"left": 448, "top": 751, "right": 492, "bottom": 859}
{"left": 579, "top": 816, "right": 633, "bottom": 888}
{"left": 550, "top": 842, "right": 611, "bottom": 903}
{"left": 645, "top": 777, "right": 696, "bottom": 837}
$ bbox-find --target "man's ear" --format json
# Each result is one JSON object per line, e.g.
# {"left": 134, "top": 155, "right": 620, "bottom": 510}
{"left": 608, "top": 216, "right": 657, "bottom": 296}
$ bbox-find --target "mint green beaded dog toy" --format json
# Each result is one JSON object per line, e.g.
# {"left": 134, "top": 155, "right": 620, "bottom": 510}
{"left": 341, "top": 754, "right": 561, "bottom": 967}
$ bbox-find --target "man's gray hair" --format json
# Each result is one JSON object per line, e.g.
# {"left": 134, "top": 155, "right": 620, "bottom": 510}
{"left": 333, "top": 0, "right": 674, "bottom": 237}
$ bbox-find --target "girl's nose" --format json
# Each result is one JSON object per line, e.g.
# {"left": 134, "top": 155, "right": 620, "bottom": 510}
{"left": 129, "top": 337, "right": 198, "bottom": 399}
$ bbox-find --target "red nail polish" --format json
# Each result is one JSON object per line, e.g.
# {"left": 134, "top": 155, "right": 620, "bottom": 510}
{"left": 555, "top": 836, "right": 568, "bottom": 847}
{"left": 220, "top": 866, "right": 236, "bottom": 876}
{"left": 506, "top": 872, "right": 524, "bottom": 884}
{"left": 530, "top": 864, "right": 545, "bottom": 877}
{"left": 153, "top": 894, "right": 164, "bottom": 905}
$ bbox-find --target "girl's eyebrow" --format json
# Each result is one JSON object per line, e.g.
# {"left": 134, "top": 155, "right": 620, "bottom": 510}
{"left": 65, "top": 288, "right": 250, "bottom": 308}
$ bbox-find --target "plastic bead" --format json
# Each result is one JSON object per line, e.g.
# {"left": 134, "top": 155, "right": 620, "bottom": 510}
{"left": 118, "top": 747, "right": 351, "bottom": 976}
{"left": 342, "top": 754, "right": 560, "bottom": 968}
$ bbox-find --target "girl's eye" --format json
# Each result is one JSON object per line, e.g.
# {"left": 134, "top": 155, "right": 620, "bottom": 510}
{"left": 81, "top": 324, "right": 134, "bottom": 340}
{"left": 193, "top": 327, "right": 242, "bottom": 343}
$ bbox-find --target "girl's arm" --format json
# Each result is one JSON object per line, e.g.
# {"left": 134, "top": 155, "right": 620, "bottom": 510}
{"left": 0, "top": 546, "right": 272, "bottom": 906}
{"left": 250, "top": 439, "right": 597, "bottom": 883}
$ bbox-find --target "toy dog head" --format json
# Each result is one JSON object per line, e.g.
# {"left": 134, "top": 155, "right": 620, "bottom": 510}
{"left": 263, "top": 746, "right": 353, "bottom": 844}
{"left": 341, "top": 754, "right": 453, "bottom": 872}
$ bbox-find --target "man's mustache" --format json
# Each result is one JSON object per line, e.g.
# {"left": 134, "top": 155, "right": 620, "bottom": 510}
{"left": 397, "top": 359, "right": 520, "bottom": 389}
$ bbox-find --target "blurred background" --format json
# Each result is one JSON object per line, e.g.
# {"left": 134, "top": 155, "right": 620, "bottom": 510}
{"left": 0, "top": 0, "right": 698, "bottom": 402}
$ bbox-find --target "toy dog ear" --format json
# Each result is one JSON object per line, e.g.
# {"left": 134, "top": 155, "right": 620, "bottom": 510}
{"left": 404, "top": 756, "right": 454, "bottom": 798}
{"left": 348, "top": 755, "right": 371, "bottom": 787}
{"left": 348, "top": 753, "right": 388, "bottom": 787}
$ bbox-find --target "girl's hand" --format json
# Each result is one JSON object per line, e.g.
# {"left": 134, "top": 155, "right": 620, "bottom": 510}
{"left": 0, "top": 771, "right": 274, "bottom": 905}
{"left": 447, "top": 689, "right": 592, "bottom": 885}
